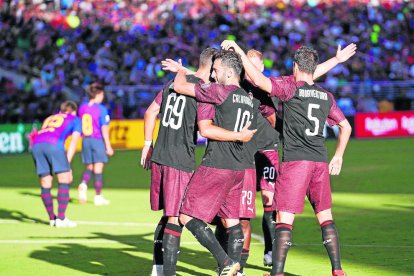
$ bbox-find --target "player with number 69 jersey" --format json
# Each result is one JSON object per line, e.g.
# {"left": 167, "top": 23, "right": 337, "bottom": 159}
{"left": 78, "top": 82, "right": 114, "bottom": 206}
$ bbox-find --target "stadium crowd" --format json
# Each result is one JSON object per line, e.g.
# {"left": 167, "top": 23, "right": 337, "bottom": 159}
{"left": 0, "top": 0, "right": 413, "bottom": 123}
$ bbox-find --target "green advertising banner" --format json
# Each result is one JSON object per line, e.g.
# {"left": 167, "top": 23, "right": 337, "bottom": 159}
{"left": 0, "top": 123, "right": 40, "bottom": 154}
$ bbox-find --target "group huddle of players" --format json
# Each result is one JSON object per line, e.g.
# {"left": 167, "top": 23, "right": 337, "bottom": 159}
{"left": 141, "top": 40, "right": 356, "bottom": 276}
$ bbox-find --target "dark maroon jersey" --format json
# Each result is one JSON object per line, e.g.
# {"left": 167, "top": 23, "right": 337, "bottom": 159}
{"left": 242, "top": 81, "right": 279, "bottom": 151}
{"left": 151, "top": 75, "right": 201, "bottom": 172}
{"left": 195, "top": 82, "right": 254, "bottom": 170}
{"left": 269, "top": 75, "right": 345, "bottom": 162}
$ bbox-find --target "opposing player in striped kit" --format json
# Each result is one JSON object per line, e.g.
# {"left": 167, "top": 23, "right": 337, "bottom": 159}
{"left": 31, "top": 101, "right": 81, "bottom": 228}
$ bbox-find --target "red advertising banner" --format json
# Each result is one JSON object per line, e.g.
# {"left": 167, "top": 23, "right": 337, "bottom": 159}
{"left": 355, "top": 111, "right": 414, "bottom": 138}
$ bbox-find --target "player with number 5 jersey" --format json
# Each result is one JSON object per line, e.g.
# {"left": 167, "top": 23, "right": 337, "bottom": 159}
{"left": 78, "top": 82, "right": 114, "bottom": 206}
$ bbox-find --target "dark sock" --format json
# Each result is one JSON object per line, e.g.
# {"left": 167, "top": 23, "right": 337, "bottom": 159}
{"left": 153, "top": 217, "right": 167, "bottom": 265}
{"left": 57, "top": 183, "right": 70, "bottom": 220}
{"left": 94, "top": 173, "right": 103, "bottom": 195}
{"left": 227, "top": 224, "right": 244, "bottom": 262}
{"left": 215, "top": 221, "right": 229, "bottom": 253}
{"left": 185, "top": 218, "right": 231, "bottom": 267}
{"left": 41, "top": 187, "right": 55, "bottom": 220}
{"left": 239, "top": 248, "right": 249, "bottom": 273}
{"left": 262, "top": 206, "right": 275, "bottom": 254}
{"left": 271, "top": 223, "right": 293, "bottom": 275}
{"left": 321, "top": 220, "right": 342, "bottom": 271}
{"left": 81, "top": 169, "right": 93, "bottom": 184}
{"left": 163, "top": 223, "right": 183, "bottom": 276}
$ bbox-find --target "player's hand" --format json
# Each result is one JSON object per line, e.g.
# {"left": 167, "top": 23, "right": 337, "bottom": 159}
{"left": 140, "top": 145, "right": 153, "bottom": 170}
{"left": 161, "top": 58, "right": 183, "bottom": 73}
{"left": 106, "top": 147, "right": 114, "bottom": 156}
{"left": 238, "top": 121, "right": 257, "bottom": 143}
{"left": 221, "top": 40, "right": 244, "bottom": 55}
{"left": 329, "top": 155, "right": 343, "bottom": 175}
{"left": 335, "top": 43, "right": 357, "bottom": 63}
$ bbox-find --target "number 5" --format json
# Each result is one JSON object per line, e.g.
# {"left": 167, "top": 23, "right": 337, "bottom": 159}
{"left": 306, "top": 103, "right": 320, "bottom": 136}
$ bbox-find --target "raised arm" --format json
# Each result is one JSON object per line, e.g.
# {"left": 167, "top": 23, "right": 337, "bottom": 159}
{"left": 314, "top": 44, "right": 357, "bottom": 80}
{"left": 329, "top": 119, "right": 352, "bottom": 175}
{"left": 162, "top": 58, "right": 195, "bottom": 75}
{"left": 174, "top": 69, "right": 196, "bottom": 97}
{"left": 198, "top": 120, "right": 256, "bottom": 143}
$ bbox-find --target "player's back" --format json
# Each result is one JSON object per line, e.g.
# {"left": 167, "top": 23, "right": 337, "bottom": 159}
{"left": 202, "top": 86, "right": 254, "bottom": 170}
{"left": 78, "top": 103, "right": 109, "bottom": 139}
{"left": 282, "top": 82, "right": 334, "bottom": 162}
{"left": 34, "top": 113, "right": 81, "bottom": 148}
{"left": 151, "top": 75, "right": 200, "bottom": 172}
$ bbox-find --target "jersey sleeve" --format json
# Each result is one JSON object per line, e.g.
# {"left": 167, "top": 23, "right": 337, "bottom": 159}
{"left": 327, "top": 93, "right": 346, "bottom": 126}
{"left": 154, "top": 90, "right": 163, "bottom": 105}
{"left": 197, "top": 102, "right": 216, "bottom": 122}
{"left": 99, "top": 105, "right": 110, "bottom": 126}
{"left": 72, "top": 117, "right": 82, "bottom": 133}
{"left": 269, "top": 75, "right": 297, "bottom": 101}
{"left": 259, "top": 101, "right": 276, "bottom": 118}
{"left": 194, "top": 82, "right": 232, "bottom": 105}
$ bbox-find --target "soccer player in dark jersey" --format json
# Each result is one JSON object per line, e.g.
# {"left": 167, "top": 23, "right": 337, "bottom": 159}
{"left": 222, "top": 41, "right": 354, "bottom": 276}
{"left": 173, "top": 50, "right": 254, "bottom": 276}
{"left": 244, "top": 49, "right": 281, "bottom": 268}
{"left": 141, "top": 48, "right": 218, "bottom": 276}
{"left": 31, "top": 101, "right": 81, "bottom": 228}
{"left": 78, "top": 82, "right": 114, "bottom": 206}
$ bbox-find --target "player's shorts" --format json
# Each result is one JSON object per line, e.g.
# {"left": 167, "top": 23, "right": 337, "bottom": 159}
{"left": 180, "top": 165, "right": 244, "bottom": 223}
{"left": 255, "top": 149, "right": 279, "bottom": 192}
{"left": 150, "top": 162, "right": 193, "bottom": 217}
{"left": 82, "top": 137, "right": 108, "bottom": 164}
{"left": 239, "top": 168, "right": 257, "bottom": 219}
{"left": 32, "top": 143, "right": 70, "bottom": 177}
{"left": 275, "top": 160, "right": 332, "bottom": 214}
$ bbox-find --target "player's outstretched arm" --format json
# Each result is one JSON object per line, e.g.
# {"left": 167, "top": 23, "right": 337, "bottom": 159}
{"left": 101, "top": 125, "right": 114, "bottom": 156}
{"left": 329, "top": 119, "right": 352, "bottom": 175}
{"left": 174, "top": 68, "right": 196, "bottom": 97}
{"left": 161, "top": 58, "right": 195, "bottom": 74}
{"left": 198, "top": 120, "right": 256, "bottom": 143}
{"left": 140, "top": 100, "right": 160, "bottom": 170}
{"left": 314, "top": 43, "right": 357, "bottom": 80}
{"left": 221, "top": 40, "right": 272, "bottom": 93}
{"left": 66, "top": 131, "right": 81, "bottom": 163}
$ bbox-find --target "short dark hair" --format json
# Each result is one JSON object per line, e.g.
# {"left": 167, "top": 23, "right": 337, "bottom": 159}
{"left": 199, "top": 47, "right": 217, "bottom": 68}
{"left": 60, "top": 101, "right": 78, "bottom": 113}
{"left": 293, "top": 46, "right": 319, "bottom": 74}
{"left": 86, "top": 82, "right": 104, "bottom": 99}
{"left": 214, "top": 50, "right": 243, "bottom": 76}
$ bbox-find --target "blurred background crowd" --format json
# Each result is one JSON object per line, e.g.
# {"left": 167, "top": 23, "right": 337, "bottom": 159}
{"left": 0, "top": 0, "right": 413, "bottom": 123}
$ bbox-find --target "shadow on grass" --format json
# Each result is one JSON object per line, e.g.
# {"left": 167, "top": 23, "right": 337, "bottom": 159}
{"left": 30, "top": 232, "right": 215, "bottom": 275}
{"left": 20, "top": 191, "right": 77, "bottom": 203}
{"left": 0, "top": 208, "right": 48, "bottom": 225}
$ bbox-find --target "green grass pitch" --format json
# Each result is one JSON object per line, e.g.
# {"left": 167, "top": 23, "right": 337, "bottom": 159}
{"left": 0, "top": 138, "right": 413, "bottom": 275}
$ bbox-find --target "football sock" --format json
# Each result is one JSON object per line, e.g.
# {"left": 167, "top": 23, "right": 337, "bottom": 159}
{"left": 81, "top": 169, "right": 93, "bottom": 185}
{"left": 41, "top": 187, "right": 55, "bottom": 220}
{"left": 227, "top": 224, "right": 244, "bottom": 262}
{"left": 215, "top": 220, "right": 229, "bottom": 253}
{"left": 262, "top": 206, "right": 275, "bottom": 254}
{"left": 321, "top": 220, "right": 342, "bottom": 270}
{"left": 57, "top": 183, "right": 70, "bottom": 220}
{"left": 163, "top": 223, "right": 183, "bottom": 276}
{"left": 239, "top": 248, "right": 250, "bottom": 273}
{"left": 271, "top": 223, "right": 293, "bottom": 275}
{"left": 94, "top": 173, "right": 103, "bottom": 195}
{"left": 153, "top": 217, "right": 167, "bottom": 265}
{"left": 185, "top": 218, "right": 232, "bottom": 267}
